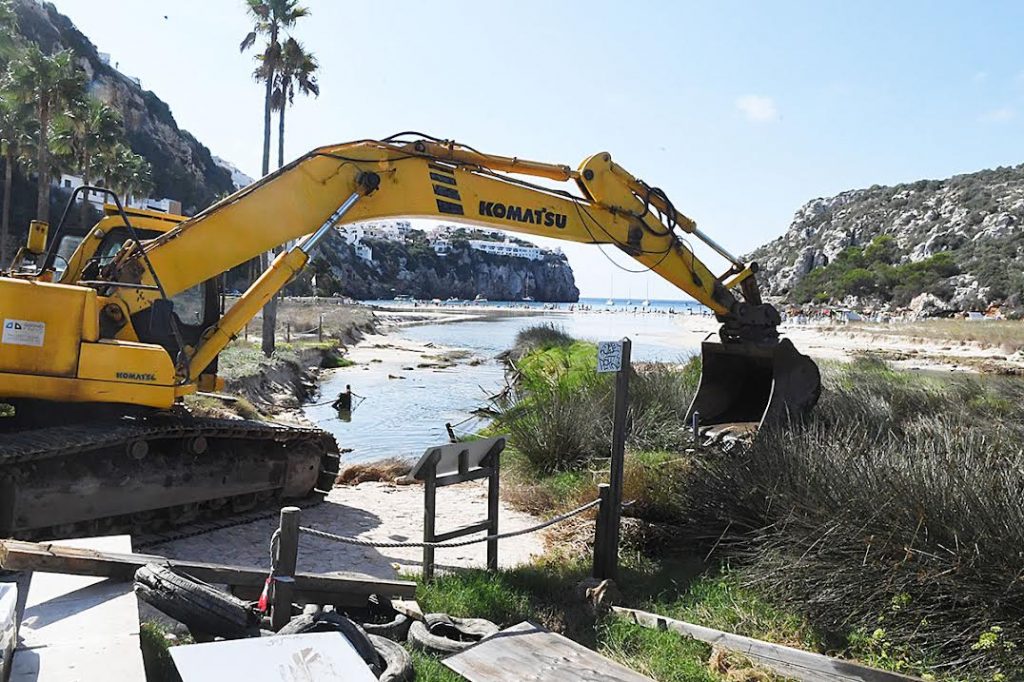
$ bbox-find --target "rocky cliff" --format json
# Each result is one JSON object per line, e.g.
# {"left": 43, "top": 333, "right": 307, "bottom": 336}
{"left": 279, "top": 230, "right": 580, "bottom": 302}
{"left": 12, "top": 0, "right": 235, "bottom": 214}
{"left": 749, "top": 164, "right": 1024, "bottom": 313}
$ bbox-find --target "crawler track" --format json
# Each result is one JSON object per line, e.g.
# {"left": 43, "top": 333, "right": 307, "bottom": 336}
{"left": 0, "top": 416, "right": 339, "bottom": 542}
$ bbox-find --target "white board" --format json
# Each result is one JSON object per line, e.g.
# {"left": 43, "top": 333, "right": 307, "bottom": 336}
{"left": 597, "top": 340, "right": 624, "bottom": 373}
{"left": 170, "top": 632, "right": 377, "bottom": 682}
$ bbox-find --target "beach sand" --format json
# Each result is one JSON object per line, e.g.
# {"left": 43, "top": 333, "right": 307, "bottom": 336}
{"left": 145, "top": 480, "right": 547, "bottom": 579}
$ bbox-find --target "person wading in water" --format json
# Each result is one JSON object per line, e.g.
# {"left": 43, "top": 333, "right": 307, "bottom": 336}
{"left": 332, "top": 385, "right": 363, "bottom": 421}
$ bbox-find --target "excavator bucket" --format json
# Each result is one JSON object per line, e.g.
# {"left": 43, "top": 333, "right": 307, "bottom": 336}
{"left": 685, "top": 338, "right": 821, "bottom": 442}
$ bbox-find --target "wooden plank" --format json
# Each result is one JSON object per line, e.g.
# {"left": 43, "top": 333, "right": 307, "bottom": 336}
{"left": 11, "top": 535, "right": 146, "bottom": 682}
{"left": 444, "top": 621, "right": 654, "bottom": 682}
{"left": 0, "top": 539, "right": 415, "bottom": 607}
{"left": 611, "top": 606, "right": 924, "bottom": 682}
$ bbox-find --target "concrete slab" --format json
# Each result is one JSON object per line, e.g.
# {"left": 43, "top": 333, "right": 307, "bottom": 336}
{"left": 11, "top": 536, "right": 145, "bottom": 682}
{"left": 1, "top": 582, "right": 17, "bottom": 682}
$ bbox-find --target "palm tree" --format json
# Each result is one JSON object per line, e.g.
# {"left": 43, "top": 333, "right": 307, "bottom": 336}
{"left": 8, "top": 46, "right": 85, "bottom": 222}
{"left": 241, "top": 0, "right": 311, "bottom": 357}
{"left": 0, "top": 0, "right": 20, "bottom": 69}
{"left": 52, "top": 98, "right": 122, "bottom": 226}
{"left": 96, "top": 143, "right": 151, "bottom": 205}
{"left": 0, "top": 88, "right": 33, "bottom": 265}
{"left": 240, "top": 0, "right": 309, "bottom": 178}
{"left": 269, "top": 37, "right": 318, "bottom": 169}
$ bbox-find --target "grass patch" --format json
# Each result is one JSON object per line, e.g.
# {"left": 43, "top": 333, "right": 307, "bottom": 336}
{"left": 406, "top": 556, "right": 823, "bottom": 681}
{"left": 139, "top": 622, "right": 187, "bottom": 682}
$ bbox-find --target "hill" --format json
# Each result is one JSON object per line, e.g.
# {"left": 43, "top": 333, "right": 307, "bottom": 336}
{"left": 748, "top": 164, "right": 1024, "bottom": 315}
{"left": 11, "top": 0, "right": 235, "bottom": 215}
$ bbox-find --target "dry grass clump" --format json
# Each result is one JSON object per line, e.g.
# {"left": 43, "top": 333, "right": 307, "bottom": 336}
{"left": 336, "top": 457, "right": 411, "bottom": 484}
{"left": 847, "top": 319, "right": 1024, "bottom": 353}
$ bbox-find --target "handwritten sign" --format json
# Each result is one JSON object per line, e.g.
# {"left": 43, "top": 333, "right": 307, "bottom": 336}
{"left": 597, "top": 340, "right": 624, "bottom": 373}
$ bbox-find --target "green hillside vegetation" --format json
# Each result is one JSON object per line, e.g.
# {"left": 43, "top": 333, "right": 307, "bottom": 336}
{"left": 792, "top": 235, "right": 960, "bottom": 306}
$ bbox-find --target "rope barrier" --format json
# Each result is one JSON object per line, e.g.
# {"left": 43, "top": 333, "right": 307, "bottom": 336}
{"left": 297, "top": 498, "right": 601, "bottom": 549}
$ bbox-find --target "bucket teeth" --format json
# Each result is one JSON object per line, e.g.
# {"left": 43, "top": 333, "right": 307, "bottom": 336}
{"left": 686, "top": 338, "right": 820, "bottom": 441}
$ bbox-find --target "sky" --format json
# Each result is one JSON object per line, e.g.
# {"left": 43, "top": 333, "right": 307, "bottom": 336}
{"left": 52, "top": 0, "right": 1024, "bottom": 300}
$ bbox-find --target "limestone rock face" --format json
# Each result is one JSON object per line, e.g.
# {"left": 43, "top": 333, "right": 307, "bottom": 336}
{"left": 13, "top": 0, "right": 236, "bottom": 214}
{"left": 281, "top": 231, "right": 580, "bottom": 302}
{"left": 748, "top": 165, "right": 1024, "bottom": 311}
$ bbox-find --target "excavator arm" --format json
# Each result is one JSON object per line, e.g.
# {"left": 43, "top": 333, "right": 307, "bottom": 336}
{"left": 63, "top": 135, "right": 819, "bottom": 432}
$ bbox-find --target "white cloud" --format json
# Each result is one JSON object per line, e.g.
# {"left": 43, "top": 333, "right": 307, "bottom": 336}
{"left": 978, "top": 107, "right": 1016, "bottom": 123}
{"left": 735, "top": 94, "right": 779, "bottom": 122}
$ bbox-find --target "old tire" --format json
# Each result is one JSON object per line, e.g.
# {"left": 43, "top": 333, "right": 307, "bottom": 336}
{"left": 368, "top": 634, "right": 413, "bottom": 682}
{"left": 407, "top": 613, "right": 499, "bottom": 655}
{"left": 362, "top": 597, "right": 411, "bottom": 641}
{"left": 277, "top": 611, "right": 379, "bottom": 671}
{"left": 134, "top": 563, "right": 259, "bottom": 640}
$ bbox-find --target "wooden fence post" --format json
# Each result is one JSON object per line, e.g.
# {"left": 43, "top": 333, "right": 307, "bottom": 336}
{"left": 486, "top": 449, "right": 500, "bottom": 572}
{"left": 286, "top": 323, "right": 291, "bottom": 343}
{"left": 592, "top": 483, "right": 613, "bottom": 579}
{"left": 422, "top": 451, "right": 440, "bottom": 582}
{"left": 271, "top": 506, "right": 300, "bottom": 630}
{"left": 318, "top": 314, "right": 324, "bottom": 342}
{"left": 605, "top": 338, "right": 630, "bottom": 580}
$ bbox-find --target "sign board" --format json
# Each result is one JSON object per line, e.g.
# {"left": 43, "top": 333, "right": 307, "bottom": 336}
{"left": 597, "top": 340, "right": 624, "bottom": 373}
{"left": 2, "top": 320, "right": 45, "bottom": 347}
{"left": 170, "top": 632, "right": 376, "bottom": 682}
{"left": 410, "top": 435, "right": 505, "bottom": 480}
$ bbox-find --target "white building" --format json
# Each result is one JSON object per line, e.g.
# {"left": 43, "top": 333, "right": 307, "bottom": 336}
{"left": 54, "top": 173, "right": 182, "bottom": 215}
{"left": 468, "top": 239, "right": 544, "bottom": 261}
{"left": 432, "top": 238, "right": 451, "bottom": 255}
{"left": 354, "top": 243, "right": 373, "bottom": 262}
{"left": 54, "top": 174, "right": 107, "bottom": 207}
{"left": 129, "top": 197, "right": 183, "bottom": 215}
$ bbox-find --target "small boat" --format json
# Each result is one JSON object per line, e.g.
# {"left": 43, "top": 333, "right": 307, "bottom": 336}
{"left": 605, "top": 298, "right": 614, "bottom": 306}
{"left": 394, "top": 294, "right": 413, "bottom": 302}
{"left": 522, "top": 296, "right": 535, "bottom": 302}
{"left": 473, "top": 294, "right": 488, "bottom": 303}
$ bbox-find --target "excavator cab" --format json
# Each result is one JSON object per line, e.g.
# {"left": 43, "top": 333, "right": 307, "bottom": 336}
{"left": 686, "top": 338, "right": 821, "bottom": 442}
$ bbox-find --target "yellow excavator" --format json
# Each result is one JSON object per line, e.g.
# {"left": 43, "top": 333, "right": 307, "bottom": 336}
{"left": 0, "top": 133, "right": 820, "bottom": 539}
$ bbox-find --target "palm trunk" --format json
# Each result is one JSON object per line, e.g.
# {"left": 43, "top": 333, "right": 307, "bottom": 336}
{"left": 259, "top": 28, "right": 279, "bottom": 357}
{"left": 277, "top": 104, "right": 286, "bottom": 170}
{"left": 2, "top": 149, "right": 12, "bottom": 267}
{"left": 36, "top": 102, "right": 50, "bottom": 223}
{"left": 262, "top": 76, "right": 273, "bottom": 178}
{"left": 79, "top": 151, "right": 90, "bottom": 228}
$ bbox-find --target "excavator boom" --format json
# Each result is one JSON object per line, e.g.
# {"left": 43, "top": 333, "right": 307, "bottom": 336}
{"left": 0, "top": 133, "right": 821, "bottom": 538}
